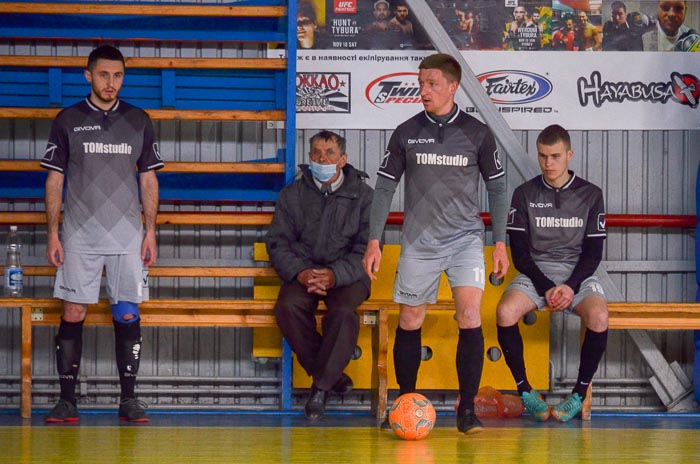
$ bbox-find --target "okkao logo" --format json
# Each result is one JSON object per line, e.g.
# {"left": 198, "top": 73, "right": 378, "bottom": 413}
{"left": 297, "top": 72, "right": 351, "bottom": 113}
{"left": 476, "top": 71, "right": 553, "bottom": 104}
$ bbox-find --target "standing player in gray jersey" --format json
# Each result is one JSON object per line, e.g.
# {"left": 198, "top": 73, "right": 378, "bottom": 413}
{"left": 496, "top": 124, "right": 607, "bottom": 423}
{"left": 362, "top": 53, "right": 510, "bottom": 435}
{"left": 41, "top": 45, "right": 164, "bottom": 423}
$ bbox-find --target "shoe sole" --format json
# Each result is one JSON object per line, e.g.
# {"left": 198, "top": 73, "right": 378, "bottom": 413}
{"left": 462, "top": 425, "right": 484, "bottom": 435}
{"left": 534, "top": 407, "right": 551, "bottom": 422}
{"left": 44, "top": 417, "right": 79, "bottom": 424}
{"left": 551, "top": 410, "right": 576, "bottom": 423}
{"left": 119, "top": 417, "right": 150, "bottom": 423}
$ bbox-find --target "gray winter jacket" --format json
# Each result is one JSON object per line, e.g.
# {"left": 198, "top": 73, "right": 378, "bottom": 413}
{"left": 265, "top": 163, "right": 373, "bottom": 293}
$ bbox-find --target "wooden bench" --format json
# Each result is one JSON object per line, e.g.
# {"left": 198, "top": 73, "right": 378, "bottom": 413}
{"left": 1, "top": 211, "right": 699, "bottom": 421}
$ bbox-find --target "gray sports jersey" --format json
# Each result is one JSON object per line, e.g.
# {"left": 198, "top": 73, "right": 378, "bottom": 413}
{"left": 507, "top": 172, "right": 606, "bottom": 264}
{"left": 378, "top": 109, "right": 504, "bottom": 257}
{"left": 41, "top": 98, "right": 164, "bottom": 254}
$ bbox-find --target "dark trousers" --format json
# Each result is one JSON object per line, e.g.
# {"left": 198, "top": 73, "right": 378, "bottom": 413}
{"left": 274, "top": 280, "right": 367, "bottom": 391}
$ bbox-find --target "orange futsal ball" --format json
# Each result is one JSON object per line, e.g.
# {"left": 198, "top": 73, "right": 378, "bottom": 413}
{"left": 387, "top": 393, "right": 436, "bottom": 440}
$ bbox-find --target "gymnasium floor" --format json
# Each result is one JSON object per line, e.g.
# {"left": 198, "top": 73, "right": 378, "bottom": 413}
{"left": 2, "top": 411, "right": 699, "bottom": 463}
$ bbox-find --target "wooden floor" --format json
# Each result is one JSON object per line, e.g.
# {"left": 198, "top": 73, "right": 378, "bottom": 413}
{"left": 2, "top": 412, "right": 700, "bottom": 463}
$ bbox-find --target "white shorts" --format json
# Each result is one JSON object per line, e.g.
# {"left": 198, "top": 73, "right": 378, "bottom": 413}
{"left": 506, "top": 261, "right": 606, "bottom": 312}
{"left": 394, "top": 236, "right": 485, "bottom": 306}
{"left": 54, "top": 252, "right": 149, "bottom": 305}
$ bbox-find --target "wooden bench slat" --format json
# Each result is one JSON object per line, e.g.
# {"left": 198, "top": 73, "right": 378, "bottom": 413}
{"left": 0, "top": 160, "right": 286, "bottom": 174}
{"left": 0, "top": 108, "right": 286, "bottom": 121}
{"left": 0, "top": 56, "right": 286, "bottom": 69}
{"left": 0, "top": 3, "right": 287, "bottom": 17}
{"left": 0, "top": 211, "right": 275, "bottom": 226}
{"left": 0, "top": 266, "right": 278, "bottom": 278}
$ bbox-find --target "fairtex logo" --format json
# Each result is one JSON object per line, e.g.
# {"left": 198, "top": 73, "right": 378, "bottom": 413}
{"left": 365, "top": 72, "right": 421, "bottom": 109}
{"left": 477, "top": 71, "right": 553, "bottom": 104}
{"left": 578, "top": 71, "right": 699, "bottom": 109}
{"left": 334, "top": 0, "right": 357, "bottom": 14}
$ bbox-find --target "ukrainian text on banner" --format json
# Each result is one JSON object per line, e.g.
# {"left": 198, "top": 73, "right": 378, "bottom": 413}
{"left": 295, "top": 50, "right": 700, "bottom": 130}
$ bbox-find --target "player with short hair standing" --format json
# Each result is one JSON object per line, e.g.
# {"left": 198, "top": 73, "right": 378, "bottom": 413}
{"left": 363, "top": 53, "right": 509, "bottom": 434}
{"left": 496, "top": 124, "right": 608, "bottom": 423}
{"left": 42, "top": 44, "right": 163, "bottom": 423}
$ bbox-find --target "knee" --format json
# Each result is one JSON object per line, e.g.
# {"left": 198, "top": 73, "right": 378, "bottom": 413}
{"left": 111, "top": 301, "right": 140, "bottom": 324}
{"left": 63, "top": 302, "right": 87, "bottom": 323}
{"left": 398, "top": 307, "right": 425, "bottom": 331}
{"left": 455, "top": 306, "right": 481, "bottom": 329}
{"left": 587, "top": 308, "right": 608, "bottom": 332}
{"left": 496, "top": 301, "right": 521, "bottom": 327}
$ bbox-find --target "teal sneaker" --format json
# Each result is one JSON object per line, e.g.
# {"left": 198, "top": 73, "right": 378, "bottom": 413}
{"left": 521, "top": 390, "right": 550, "bottom": 422}
{"left": 551, "top": 393, "right": 583, "bottom": 423}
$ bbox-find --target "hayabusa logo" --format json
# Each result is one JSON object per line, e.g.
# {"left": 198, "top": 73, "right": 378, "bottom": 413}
{"left": 578, "top": 71, "right": 699, "bottom": 109}
{"left": 477, "top": 71, "right": 552, "bottom": 104}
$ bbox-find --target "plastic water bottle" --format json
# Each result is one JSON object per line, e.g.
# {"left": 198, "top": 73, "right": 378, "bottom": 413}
{"left": 3, "top": 225, "right": 23, "bottom": 297}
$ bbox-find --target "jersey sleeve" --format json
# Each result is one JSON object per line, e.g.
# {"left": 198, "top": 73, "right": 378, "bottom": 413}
{"left": 476, "top": 128, "right": 504, "bottom": 182}
{"left": 506, "top": 185, "right": 529, "bottom": 234}
{"left": 376, "top": 128, "right": 405, "bottom": 182}
{"left": 137, "top": 115, "right": 165, "bottom": 172}
{"left": 586, "top": 187, "right": 606, "bottom": 239}
{"left": 40, "top": 113, "right": 70, "bottom": 173}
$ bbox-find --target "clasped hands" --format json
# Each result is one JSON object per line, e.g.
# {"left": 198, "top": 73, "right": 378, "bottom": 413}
{"left": 297, "top": 268, "right": 336, "bottom": 296}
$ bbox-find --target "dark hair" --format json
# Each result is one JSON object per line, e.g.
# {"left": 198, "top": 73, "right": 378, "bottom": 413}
{"left": 418, "top": 53, "right": 461, "bottom": 83}
{"left": 536, "top": 124, "right": 571, "bottom": 150}
{"left": 87, "top": 45, "right": 125, "bottom": 70}
{"left": 298, "top": 1, "right": 317, "bottom": 23}
{"left": 611, "top": 1, "right": 627, "bottom": 12}
{"left": 310, "top": 130, "right": 346, "bottom": 154}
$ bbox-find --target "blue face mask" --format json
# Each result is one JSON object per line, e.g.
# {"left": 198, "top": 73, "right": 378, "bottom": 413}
{"left": 309, "top": 160, "right": 339, "bottom": 183}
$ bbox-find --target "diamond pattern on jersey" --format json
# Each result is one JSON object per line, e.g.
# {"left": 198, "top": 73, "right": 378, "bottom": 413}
{"left": 46, "top": 99, "right": 161, "bottom": 254}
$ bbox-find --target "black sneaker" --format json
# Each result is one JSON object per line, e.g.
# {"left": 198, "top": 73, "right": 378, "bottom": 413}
{"left": 379, "top": 417, "right": 392, "bottom": 431}
{"left": 457, "top": 409, "right": 484, "bottom": 435}
{"left": 44, "top": 399, "right": 79, "bottom": 423}
{"left": 304, "top": 385, "right": 327, "bottom": 421}
{"left": 118, "top": 398, "right": 150, "bottom": 423}
{"left": 331, "top": 373, "right": 354, "bottom": 395}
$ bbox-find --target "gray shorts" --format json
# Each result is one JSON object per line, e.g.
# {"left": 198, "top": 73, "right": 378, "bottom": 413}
{"left": 54, "top": 252, "right": 149, "bottom": 305}
{"left": 505, "top": 261, "right": 606, "bottom": 312}
{"left": 394, "top": 236, "right": 485, "bottom": 306}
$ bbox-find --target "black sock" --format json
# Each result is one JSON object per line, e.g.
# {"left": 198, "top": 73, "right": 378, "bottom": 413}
{"left": 456, "top": 327, "right": 484, "bottom": 414}
{"left": 393, "top": 327, "right": 421, "bottom": 395}
{"left": 573, "top": 328, "right": 608, "bottom": 398}
{"left": 497, "top": 323, "right": 531, "bottom": 395}
{"left": 56, "top": 318, "right": 84, "bottom": 405}
{"left": 114, "top": 319, "right": 142, "bottom": 400}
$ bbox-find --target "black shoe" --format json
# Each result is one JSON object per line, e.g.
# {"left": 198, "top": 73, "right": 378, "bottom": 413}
{"left": 331, "top": 373, "right": 354, "bottom": 395}
{"left": 118, "top": 398, "right": 150, "bottom": 423}
{"left": 379, "top": 417, "right": 392, "bottom": 431}
{"left": 305, "top": 385, "right": 327, "bottom": 421}
{"left": 457, "top": 409, "right": 484, "bottom": 435}
{"left": 44, "top": 399, "right": 79, "bottom": 423}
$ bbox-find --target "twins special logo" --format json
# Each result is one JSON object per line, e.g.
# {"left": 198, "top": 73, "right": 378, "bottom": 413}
{"left": 366, "top": 70, "right": 552, "bottom": 109}
{"left": 296, "top": 72, "right": 351, "bottom": 113}
{"left": 578, "top": 71, "right": 699, "bottom": 109}
{"left": 476, "top": 71, "right": 553, "bottom": 104}
{"left": 366, "top": 72, "right": 421, "bottom": 109}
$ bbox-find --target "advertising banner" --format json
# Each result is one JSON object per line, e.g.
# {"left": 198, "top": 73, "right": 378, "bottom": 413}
{"left": 295, "top": 50, "right": 700, "bottom": 130}
{"left": 288, "top": 0, "right": 700, "bottom": 130}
